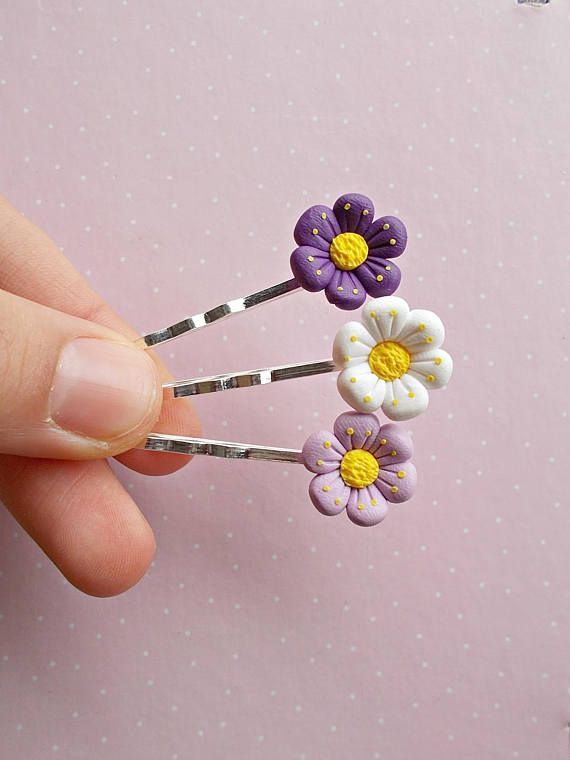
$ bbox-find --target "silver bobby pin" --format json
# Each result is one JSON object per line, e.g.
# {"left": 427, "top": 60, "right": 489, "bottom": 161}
{"left": 163, "top": 359, "right": 336, "bottom": 398}
{"left": 144, "top": 433, "right": 302, "bottom": 463}
{"left": 136, "top": 278, "right": 300, "bottom": 349}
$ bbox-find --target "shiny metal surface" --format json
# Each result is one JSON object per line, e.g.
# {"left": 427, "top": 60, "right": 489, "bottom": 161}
{"left": 136, "top": 278, "right": 301, "bottom": 348}
{"left": 163, "top": 359, "right": 336, "bottom": 398}
{"left": 143, "top": 433, "right": 303, "bottom": 463}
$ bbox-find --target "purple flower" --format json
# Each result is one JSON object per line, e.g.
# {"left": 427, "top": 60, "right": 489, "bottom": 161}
{"left": 290, "top": 192, "right": 407, "bottom": 311}
{"left": 301, "top": 411, "right": 417, "bottom": 527}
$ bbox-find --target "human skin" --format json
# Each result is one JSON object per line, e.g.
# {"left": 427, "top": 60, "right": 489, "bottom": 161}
{"left": 0, "top": 195, "right": 201, "bottom": 597}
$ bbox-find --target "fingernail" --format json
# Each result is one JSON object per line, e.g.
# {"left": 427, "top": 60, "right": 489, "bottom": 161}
{"left": 50, "top": 338, "right": 159, "bottom": 440}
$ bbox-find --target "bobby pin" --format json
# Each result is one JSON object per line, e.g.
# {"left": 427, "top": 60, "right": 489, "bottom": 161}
{"left": 136, "top": 192, "right": 408, "bottom": 348}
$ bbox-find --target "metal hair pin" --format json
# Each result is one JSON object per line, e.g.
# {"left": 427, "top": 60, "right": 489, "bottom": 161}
{"left": 136, "top": 192, "right": 408, "bottom": 348}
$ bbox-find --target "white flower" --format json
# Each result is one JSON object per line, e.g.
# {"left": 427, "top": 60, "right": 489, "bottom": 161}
{"left": 332, "top": 296, "right": 453, "bottom": 421}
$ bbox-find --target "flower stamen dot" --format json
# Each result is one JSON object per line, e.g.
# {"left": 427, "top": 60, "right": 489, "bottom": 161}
{"left": 362, "top": 209, "right": 369, "bottom": 215}
{"left": 329, "top": 232, "right": 369, "bottom": 271}
{"left": 389, "top": 238, "right": 397, "bottom": 246}
{"left": 357, "top": 503, "right": 366, "bottom": 511}
{"left": 376, "top": 274, "right": 384, "bottom": 282}
{"left": 434, "top": 357, "right": 443, "bottom": 365}
{"left": 344, "top": 202, "right": 351, "bottom": 210}
{"left": 397, "top": 470, "right": 406, "bottom": 479}
{"left": 321, "top": 212, "right": 327, "bottom": 219}
{"left": 312, "top": 228, "right": 319, "bottom": 235}
{"left": 391, "top": 486, "right": 399, "bottom": 494}
{"left": 323, "top": 441, "right": 332, "bottom": 449}
{"left": 383, "top": 223, "right": 390, "bottom": 230}
{"left": 307, "top": 255, "right": 314, "bottom": 262}
{"left": 322, "top": 485, "right": 330, "bottom": 492}
{"left": 368, "top": 341, "right": 411, "bottom": 381}
{"left": 340, "top": 449, "right": 379, "bottom": 489}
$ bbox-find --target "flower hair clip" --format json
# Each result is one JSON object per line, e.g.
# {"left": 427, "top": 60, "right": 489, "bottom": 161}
{"left": 162, "top": 296, "right": 453, "bottom": 422}
{"left": 144, "top": 410, "right": 416, "bottom": 528}
{"left": 135, "top": 192, "right": 407, "bottom": 348}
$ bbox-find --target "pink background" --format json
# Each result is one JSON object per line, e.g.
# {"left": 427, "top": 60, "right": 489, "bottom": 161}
{"left": 1, "top": 1, "right": 569, "bottom": 758}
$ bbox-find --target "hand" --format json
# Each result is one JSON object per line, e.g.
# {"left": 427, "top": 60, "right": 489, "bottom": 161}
{"left": 0, "top": 196, "right": 200, "bottom": 596}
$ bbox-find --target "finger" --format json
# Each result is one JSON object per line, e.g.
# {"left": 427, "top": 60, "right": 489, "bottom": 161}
{"left": 0, "top": 454, "right": 155, "bottom": 597}
{"left": 0, "top": 195, "right": 200, "bottom": 475}
{"left": 0, "top": 288, "right": 162, "bottom": 459}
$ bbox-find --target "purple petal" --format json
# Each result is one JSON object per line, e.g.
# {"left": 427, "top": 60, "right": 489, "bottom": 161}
{"left": 308, "top": 471, "right": 350, "bottom": 517}
{"left": 334, "top": 411, "right": 382, "bottom": 453}
{"left": 376, "top": 462, "right": 417, "bottom": 503}
{"left": 324, "top": 269, "right": 367, "bottom": 310}
{"left": 346, "top": 485, "right": 389, "bottom": 527}
{"left": 365, "top": 216, "right": 407, "bottom": 259}
{"left": 290, "top": 246, "right": 335, "bottom": 292}
{"left": 354, "top": 257, "right": 401, "bottom": 297}
{"left": 294, "top": 204, "right": 340, "bottom": 249}
{"left": 301, "top": 430, "right": 345, "bottom": 474}
{"left": 370, "top": 423, "right": 414, "bottom": 465}
{"left": 333, "top": 193, "right": 374, "bottom": 236}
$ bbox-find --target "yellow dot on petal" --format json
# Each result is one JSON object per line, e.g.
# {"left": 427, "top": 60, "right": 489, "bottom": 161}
{"left": 371, "top": 499, "right": 378, "bottom": 506}
{"left": 391, "top": 485, "right": 399, "bottom": 494}
{"left": 386, "top": 265, "right": 392, "bottom": 271}
{"left": 321, "top": 212, "right": 327, "bottom": 220}
{"left": 350, "top": 335, "right": 357, "bottom": 342}
{"left": 346, "top": 427, "right": 354, "bottom": 435}
{"left": 376, "top": 274, "right": 384, "bottom": 282}
{"left": 363, "top": 395, "right": 372, "bottom": 403}
{"left": 316, "top": 459, "right": 324, "bottom": 466}
{"left": 397, "top": 470, "right": 406, "bottom": 479}
{"left": 357, "top": 503, "right": 366, "bottom": 510}
{"left": 370, "top": 310, "right": 377, "bottom": 318}
{"left": 335, "top": 498, "right": 342, "bottom": 505}
{"left": 344, "top": 202, "right": 351, "bottom": 210}
{"left": 343, "top": 355, "right": 350, "bottom": 362}
{"left": 389, "top": 309, "right": 398, "bottom": 316}
{"left": 382, "top": 223, "right": 390, "bottom": 230}
{"left": 380, "top": 438, "right": 387, "bottom": 445}
{"left": 352, "top": 288, "right": 359, "bottom": 295}
{"left": 324, "top": 441, "right": 332, "bottom": 449}
{"left": 434, "top": 357, "right": 442, "bottom": 365}
{"left": 316, "top": 270, "right": 322, "bottom": 275}
{"left": 312, "top": 228, "right": 319, "bottom": 235}
{"left": 392, "top": 399, "right": 398, "bottom": 406}
{"left": 427, "top": 374, "right": 435, "bottom": 382}
{"left": 408, "top": 391, "right": 415, "bottom": 398}
{"left": 307, "top": 255, "right": 314, "bottom": 262}
{"left": 323, "top": 485, "right": 330, "bottom": 492}
{"left": 389, "top": 238, "right": 397, "bottom": 246}
{"left": 391, "top": 450, "right": 397, "bottom": 457}
{"left": 418, "top": 323, "right": 426, "bottom": 331}
{"left": 337, "top": 286, "right": 344, "bottom": 291}
{"left": 362, "top": 209, "right": 369, "bottom": 216}
{"left": 350, "top": 377, "right": 357, "bottom": 383}
{"left": 365, "top": 430, "right": 372, "bottom": 437}
{"left": 425, "top": 336, "right": 433, "bottom": 343}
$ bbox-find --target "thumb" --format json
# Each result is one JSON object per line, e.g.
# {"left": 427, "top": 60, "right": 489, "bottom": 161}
{"left": 0, "top": 288, "right": 162, "bottom": 459}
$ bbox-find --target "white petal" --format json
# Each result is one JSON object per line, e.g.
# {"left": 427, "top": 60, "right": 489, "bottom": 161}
{"left": 381, "top": 375, "right": 429, "bottom": 421}
{"left": 408, "top": 349, "right": 453, "bottom": 389}
{"left": 337, "top": 365, "right": 386, "bottom": 413}
{"left": 332, "top": 321, "right": 375, "bottom": 368}
{"left": 397, "top": 308, "right": 446, "bottom": 354}
{"left": 361, "top": 296, "right": 410, "bottom": 343}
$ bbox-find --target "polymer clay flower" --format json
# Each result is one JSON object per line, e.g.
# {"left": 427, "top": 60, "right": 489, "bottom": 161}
{"left": 290, "top": 192, "right": 407, "bottom": 310}
{"left": 333, "top": 296, "right": 453, "bottom": 421}
{"left": 302, "top": 411, "right": 416, "bottom": 527}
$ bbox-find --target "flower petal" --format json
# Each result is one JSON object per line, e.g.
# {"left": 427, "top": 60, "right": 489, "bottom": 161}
{"left": 308, "top": 471, "right": 350, "bottom": 517}
{"left": 301, "top": 431, "right": 344, "bottom": 474}
{"left": 293, "top": 205, "right": 340, "bottom": 249}
{"left": 333, "top": 410, "right": 383, "bottom": 452}
{"left": 337, "top": 365, "right": 385, "bottom": 413}
{"left": 371, "top": 422, "right": 414, "bottom": 466}
{"left": 325, "top": 269, "right": 367, "bottom": 310}
{"left": 381, "top": 375, "right": 430, "bottom": 421}
{"left": 408, "top": 349, "right": 453, "bottom": 390}
{"left": 290, "top": 246, "right": 335, "bottom": 292}
{"left": 365, "top": 215, "right": 407, "bottom": 259}
{"left": 332, "top": 321, "right": 376, "bottom": 367}
{"left": 332, "top": 193, "right": 374, "bottom": 235}
{"left": 361, "top": 296, "right": 411, "bottom": 342}
{"left": 354, "top": 257, "right": 401, "bottom": 298}
{"left": 376, "top": 462, "right": 417, "bottom": 503}
{"left": 396, "top": 308, "right": 446, "bottom": 353}
{"left": 346, "top": 485, "right": 389, "bottom": 527}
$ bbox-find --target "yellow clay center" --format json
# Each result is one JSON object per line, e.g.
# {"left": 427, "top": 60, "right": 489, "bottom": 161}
{"left": 329, "top": 232, "right": 368, "bottom": 271}
{"left": 368, "top": 341, "right": 411, "bottom": 381}
{"left": 340, "top": 449, "right": 379, "bottom": 489}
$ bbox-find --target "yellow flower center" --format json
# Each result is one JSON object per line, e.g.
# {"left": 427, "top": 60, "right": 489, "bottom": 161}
{"left": 329, "top": 232, "right": 369, "bottom": 271}
{"left": 340, "top": 449, "right": 379, "bottom": 489}
{"left": 368, "top": 341, "right": 411, "bottom": 381}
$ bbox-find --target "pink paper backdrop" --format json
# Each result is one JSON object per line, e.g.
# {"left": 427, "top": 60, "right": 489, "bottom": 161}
{"left": 1, "top": 1, "right": 569, "bottom": 758}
